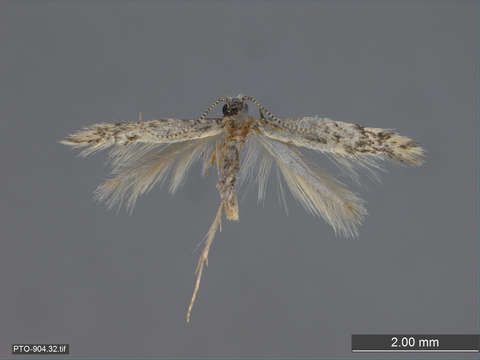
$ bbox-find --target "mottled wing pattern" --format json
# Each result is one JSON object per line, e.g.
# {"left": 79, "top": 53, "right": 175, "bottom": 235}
{"left": 249, "top": 114, "right": 425, "bottom": 237}
{"left": 61, "top": 118, "right": 223, "bottom": 156}
{"left": 61, "top": 118, "right": 224, "bottom": 212}
{"left": 257, "top": 116, "right": 425, "bottom": 170}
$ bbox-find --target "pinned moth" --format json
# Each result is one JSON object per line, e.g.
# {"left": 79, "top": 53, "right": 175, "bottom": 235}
{"left": 61, "top": 95, "right": 425, "bottom": 322}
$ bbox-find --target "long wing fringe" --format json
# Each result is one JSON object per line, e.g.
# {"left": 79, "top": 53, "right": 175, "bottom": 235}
{"left": 95, "top": 135, "right": 221, "bottom": 213}
{"left": 243, "top": 135, "right": 367, "bottom": 238}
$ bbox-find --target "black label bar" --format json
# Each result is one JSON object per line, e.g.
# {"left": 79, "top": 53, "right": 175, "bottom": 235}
{"left": 352, "top": 335, "right": 479, "bottom": 352}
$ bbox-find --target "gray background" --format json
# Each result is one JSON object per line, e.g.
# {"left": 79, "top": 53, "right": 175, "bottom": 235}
{"left": 0, "top": 0, "right": 478, "bottom": 358}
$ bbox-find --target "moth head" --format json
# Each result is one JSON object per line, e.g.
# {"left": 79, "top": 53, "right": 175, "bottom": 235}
{"left": 222, "top": 97, "right": 248, "bottom": 116}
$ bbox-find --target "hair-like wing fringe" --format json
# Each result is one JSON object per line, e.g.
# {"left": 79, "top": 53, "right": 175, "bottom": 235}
{"left": 238, "top": 137, "right": 273, "bottom": 203}
{"left": 250, "top": 134, "right": 367, "bottom": 238}
{"left": 95, "top": 135, "right": 222, "bottom": 213}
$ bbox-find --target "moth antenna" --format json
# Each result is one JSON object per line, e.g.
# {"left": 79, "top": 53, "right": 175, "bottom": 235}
{"left": 241, "top": 95, "right": 282, "bottom": 124}
{"left": 198, "top": 97, "right": 228, "bottom": 121}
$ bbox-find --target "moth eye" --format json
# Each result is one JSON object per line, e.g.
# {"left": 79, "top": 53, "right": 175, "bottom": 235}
{"left": 222, "top": 104, "right": 228, "bottom": 114}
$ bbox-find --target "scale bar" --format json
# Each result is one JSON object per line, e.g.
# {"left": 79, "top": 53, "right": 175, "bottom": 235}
{"left": 352, "top": 334, "right": 480, "bottom": 352}
{"left": 353, "top": 350, "right": 479, "bottom": 353}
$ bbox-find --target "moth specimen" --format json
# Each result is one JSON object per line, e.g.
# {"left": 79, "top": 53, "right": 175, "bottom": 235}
{"left": 61, "top": 95, "right": 424, "bottom": 322}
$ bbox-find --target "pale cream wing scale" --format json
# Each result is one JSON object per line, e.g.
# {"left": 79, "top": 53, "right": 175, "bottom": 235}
{"left": 257, "top": 116, "right": 425, "bottom": 171}
{"left": 61, "top": 118, "right": 224, "bottom": 212}
{"left": 61, "top": 117, "right": 223, "bottom": 156}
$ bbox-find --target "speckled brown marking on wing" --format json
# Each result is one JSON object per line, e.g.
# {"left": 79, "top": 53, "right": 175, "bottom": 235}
{"left": 61, "top": 118, "right": 223, "bottom": 156}
{"left": 257, "top": 116, "right": 424, "bottom": 166}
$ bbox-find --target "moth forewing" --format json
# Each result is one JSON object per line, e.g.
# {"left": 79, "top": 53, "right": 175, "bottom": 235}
{"left": 60, "top": 117, "right": 224, "bottom": 156}
{"left": 257, "top": 116, "right": 425, "bottom": 172}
